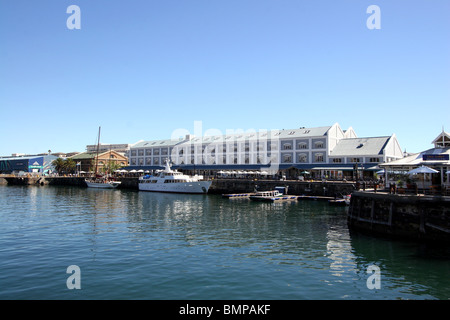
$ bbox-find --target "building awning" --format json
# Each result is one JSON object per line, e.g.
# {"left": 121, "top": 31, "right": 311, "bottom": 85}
{"left": 122, "top": 163, "right": 381, "bottom": 172}
{"left": 311, "top": 167, "right": 354, "bottom": 171}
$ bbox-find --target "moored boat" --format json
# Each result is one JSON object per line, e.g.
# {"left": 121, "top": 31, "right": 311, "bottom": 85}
{"left": 138, "top": 160, "right": 212, "bottom": 194}
{"left": 85, "top": 179, "right": 121, "bottom": 189}
{"left": 250, "top": 190, "right": 296, "bottom": 202}
{"left": 85, "top": 126, "right": 121, "bottom": 189}
{"left": 328, "top": 194, "right": 351, "bottom": 206}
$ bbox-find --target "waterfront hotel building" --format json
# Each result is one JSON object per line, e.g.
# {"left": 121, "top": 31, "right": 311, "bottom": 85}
{"left": 125, "top": 123, "right": 404, "bottom": 180}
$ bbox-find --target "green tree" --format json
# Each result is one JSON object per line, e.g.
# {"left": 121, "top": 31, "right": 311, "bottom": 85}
{"left": 101, "top": 160, "right": 123, "bottom": 174}
{"left": 64, "top": 158, "right": 76, "bottom": 174}
{"left": 52, "top": 158, "right": 65, "bottom": 174}
{"left": 52, "top": 158, "right": 77, "bottom": 174}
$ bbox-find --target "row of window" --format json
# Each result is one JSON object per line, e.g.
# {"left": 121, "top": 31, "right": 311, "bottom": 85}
{"left": 130, "top": 155, "right": 382, "bottom": 166}
{"left": 130, "top": 141, "right": 327, "bottom": 157}
{"left": 331, "top": 157, "right": 380, "bottom": 163}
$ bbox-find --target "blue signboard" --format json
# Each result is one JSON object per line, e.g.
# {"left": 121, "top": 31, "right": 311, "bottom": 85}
{"left": 423, "top": 154, "right": 450, "bottom": 161}
{"left": 28, "top": 157, "right": 44, "bottom": 169}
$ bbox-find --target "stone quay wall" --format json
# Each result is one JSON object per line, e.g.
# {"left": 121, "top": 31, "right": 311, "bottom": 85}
{"left": 209, "top": 178, "right": 356, "bottom": 196}
{"left": 2, "top": 176, "right": 357, "bottom": 196}
{"left": 348, "top": 191, "right": 450, "bottom": 243}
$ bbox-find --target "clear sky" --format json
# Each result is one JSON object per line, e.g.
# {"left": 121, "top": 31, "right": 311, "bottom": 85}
{"left": 1, "top": 0, "right": 449, "bottom": 156}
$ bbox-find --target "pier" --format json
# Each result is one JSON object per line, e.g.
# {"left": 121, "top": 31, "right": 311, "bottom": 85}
{"left": 209, "top": 178, "right": 356, "bottom": 197}
{"left": 348, "top": 191, "right": 450, "bottom": 243}
{"left": 1, "top": 175, "right": 358, "bottom": 196}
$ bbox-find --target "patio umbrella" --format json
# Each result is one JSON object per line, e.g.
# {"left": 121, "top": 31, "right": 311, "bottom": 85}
{"left": 408, "top": 165, "right": 438, "bottom": 175}
{"left": 407, "top": 165, "right": 438, "bottom": 193}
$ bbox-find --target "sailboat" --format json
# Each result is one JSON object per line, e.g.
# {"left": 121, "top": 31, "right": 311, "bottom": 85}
{"left": 85, "top": 127, "right": 121, "bottom": 189}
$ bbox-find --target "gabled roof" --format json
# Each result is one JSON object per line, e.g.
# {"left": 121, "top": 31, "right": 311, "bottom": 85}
{"left": 70, "top": 150, "right": 126, "bottom": 160}
{"left": 329, "top": 136, "right": 391, "bottom": 157}
{"left": 380, "top": 147, "right": 450, "bottom": 166}
{"left": 432, "top": 131, "right": 450, "bottom": 147}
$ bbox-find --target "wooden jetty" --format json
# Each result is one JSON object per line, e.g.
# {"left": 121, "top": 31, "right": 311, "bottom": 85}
{"left": 297, "top": 195, "right": 335, "bottom": 201}
{"left": 223, "top": 193, "right": 348, "bottom": 203}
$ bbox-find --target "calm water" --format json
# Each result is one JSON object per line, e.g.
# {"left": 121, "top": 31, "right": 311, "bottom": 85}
{"left": 0, "top": 185, "right": 449, "bottom": 300}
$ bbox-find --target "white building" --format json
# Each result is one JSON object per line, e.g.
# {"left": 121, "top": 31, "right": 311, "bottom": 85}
{"left": 380, "top": 130, "right": 450, "bottom": 189}
{"left": 125, "top": 123, "right": 404, "bottom": 180}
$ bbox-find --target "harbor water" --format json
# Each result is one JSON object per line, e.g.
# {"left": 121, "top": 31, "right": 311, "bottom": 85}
{"left": 0, "top": 185, "right": 449, "bottom": 300}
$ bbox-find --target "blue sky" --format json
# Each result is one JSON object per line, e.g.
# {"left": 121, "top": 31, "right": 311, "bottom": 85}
{"left": 1, "top": 0, "right": 449, "bottom": 155}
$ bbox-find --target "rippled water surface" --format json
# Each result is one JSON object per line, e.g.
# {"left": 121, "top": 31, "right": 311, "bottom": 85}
{"left": 0, "top": 185, "right": 449, "bottom": 299}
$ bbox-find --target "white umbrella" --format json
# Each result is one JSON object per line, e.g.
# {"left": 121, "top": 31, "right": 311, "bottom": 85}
{"left": 408, "top": 165, "right": 438, "bottom": 193}
{"left": 408, "top": 165, "right": 438, "bottom": 175}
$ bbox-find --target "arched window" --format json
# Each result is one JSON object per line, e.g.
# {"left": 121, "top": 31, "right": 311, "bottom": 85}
{"left": 315, "top": 153, "right": 324, "bottom": 162}
{"left": 283, "top": 154, "right": 292, "bottom": 163}
{"left": 283, "top": 143, "right": 292, "bottom": 150}
{"left": 298, "top": 154, "right": 307, "bottom": 163}
{"left": 314, "top": 141, "right": 324, "bottom": 149}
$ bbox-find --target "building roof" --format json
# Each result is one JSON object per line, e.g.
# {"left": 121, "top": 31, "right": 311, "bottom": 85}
{"left": 432, "top": 131, "right": 450, "bottom": 148}
{"left": 380, "top": 147, "right": 450, "bottom": 167}
{"left": 132, "top": 126, "right": 335, "bottom": 147}
{"left": 276, "top": 126, "right": 332, "bottom": 139}
{"left": 70, "top": 150, "right": 127, "bottom": 160}
{"left": 0, "top": 155, "right": 54, "bottom": 161}
{"left": 70, "top": 152, "right": 97, "bottom": 160}
{"left": 132, "top": 139, "right": 185, "bottom": 148}
{"left": 329, "top": 136, "right": 391, "bottom": 157}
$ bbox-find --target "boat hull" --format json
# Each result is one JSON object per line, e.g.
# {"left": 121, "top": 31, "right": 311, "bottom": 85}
{"left": 86, "top": 181, "right": 121, "bottom": 189}
{"left": 250, "top": 195, "right": 298, "bottom": 202}
{"left": 138, "top": 180, "right": 212, "bottom": 194}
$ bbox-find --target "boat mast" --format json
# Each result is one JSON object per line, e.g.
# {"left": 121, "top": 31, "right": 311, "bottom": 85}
{"left": 94, "top": 126, "right": 101, "bottom": 176}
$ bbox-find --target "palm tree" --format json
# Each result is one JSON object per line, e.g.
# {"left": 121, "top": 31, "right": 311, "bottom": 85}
{"left": 52, "top": 158, "right": 77, "bottom": 174}
{"left": 52, "top": 158, "right": 65, "bottom": 174}
{"left": 64, "top": 158, "right": 76, "bottom": 174}
{"left": 102, "top": 159, "right": 122, "bottom": 175}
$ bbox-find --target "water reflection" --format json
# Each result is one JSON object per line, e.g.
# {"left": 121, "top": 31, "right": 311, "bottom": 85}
{"left": 350, "top": 232, "right": 450, "bottom": 299}
{"left": 84, "top": 190, "right": 450, "bottom": 299}
{"left": 1, "top": 185, "right": 449, "bottom": 299}
{"left": 326, "top": 226, "right": 357, "bottom": 278}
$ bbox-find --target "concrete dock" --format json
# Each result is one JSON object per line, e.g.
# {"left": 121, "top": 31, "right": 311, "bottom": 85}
{"left": 348, "top": 191, "right": 450, "bottom": 243}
